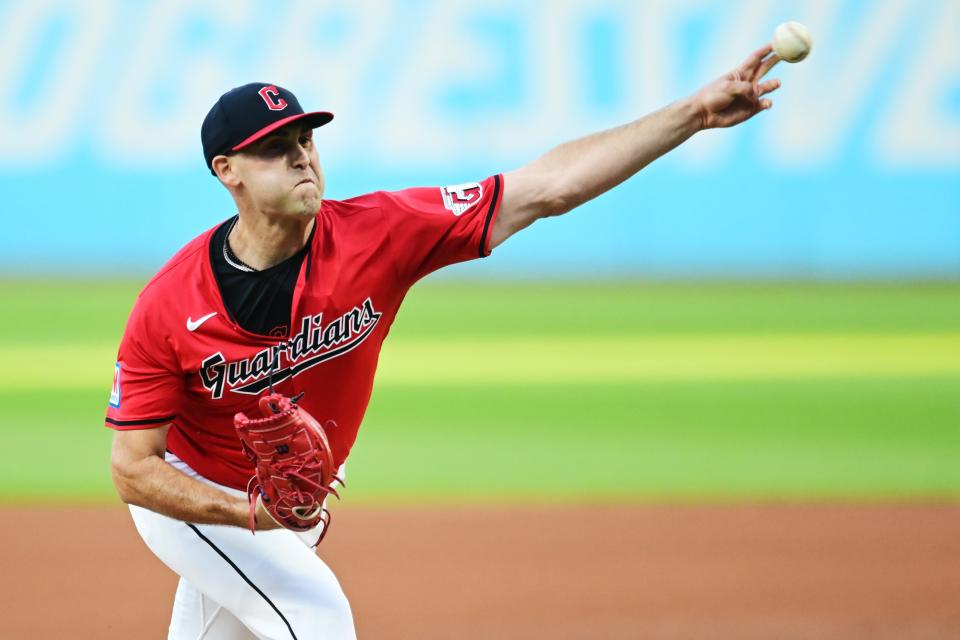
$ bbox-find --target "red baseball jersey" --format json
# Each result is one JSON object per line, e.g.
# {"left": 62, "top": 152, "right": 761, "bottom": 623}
{"left": 106, "top": 175, "right": 503, "bottom": 490}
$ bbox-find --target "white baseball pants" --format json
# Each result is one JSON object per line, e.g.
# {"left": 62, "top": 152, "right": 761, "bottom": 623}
{"left": 129, "top": 453, "right": 355, "bottom": 640}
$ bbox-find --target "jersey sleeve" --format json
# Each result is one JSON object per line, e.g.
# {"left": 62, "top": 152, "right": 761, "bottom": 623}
{"left": 377, "top": 173, "right": 503, "bottom": 284}
{"left": 105, "top": 297, "right": 184, "bottom": 430}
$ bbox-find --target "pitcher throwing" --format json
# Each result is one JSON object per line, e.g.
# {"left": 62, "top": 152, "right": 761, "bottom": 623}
{"left": 107, "top": 45, "right": 782, "bottom": 639}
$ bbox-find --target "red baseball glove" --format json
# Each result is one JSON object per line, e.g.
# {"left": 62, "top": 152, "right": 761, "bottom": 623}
{"left": 234, "top": 393, "right": 341, "bottom": 544}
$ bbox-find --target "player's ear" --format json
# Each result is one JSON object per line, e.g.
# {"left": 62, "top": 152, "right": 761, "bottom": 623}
{"left": 212, "top": 155, "right": 240, "bottom": 187}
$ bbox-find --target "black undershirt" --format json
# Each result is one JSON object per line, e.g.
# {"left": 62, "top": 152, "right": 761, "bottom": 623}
{"left": 210, "top": 216, "right": 313, "bottom": 337}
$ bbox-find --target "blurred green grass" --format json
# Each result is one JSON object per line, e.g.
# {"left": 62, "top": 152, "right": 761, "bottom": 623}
{"left": 1, "top": 280, "right": 958, "bottom": 504}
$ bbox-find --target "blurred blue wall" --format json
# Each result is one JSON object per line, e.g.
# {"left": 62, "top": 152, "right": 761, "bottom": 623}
{"left": 1, "top": 0, "right": 957, "bottom": 278}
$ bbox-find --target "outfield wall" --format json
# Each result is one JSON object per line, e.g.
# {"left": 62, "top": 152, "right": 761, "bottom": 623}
{"left": 1, "top": 0, "right": 957, "bottom": 278}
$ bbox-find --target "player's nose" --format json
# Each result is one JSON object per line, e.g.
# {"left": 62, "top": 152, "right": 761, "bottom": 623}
{"left": 290, "top": 143, "right": 310, "bottom": 169}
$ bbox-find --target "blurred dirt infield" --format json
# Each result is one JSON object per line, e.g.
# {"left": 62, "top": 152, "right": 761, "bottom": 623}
{"left": 4, "top": 504, "right": 959, "bottom": 639}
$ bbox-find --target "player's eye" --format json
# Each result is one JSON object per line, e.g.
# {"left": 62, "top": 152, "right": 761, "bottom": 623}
{"left": 262, "top": 141, "right": 286, "bottom": 155}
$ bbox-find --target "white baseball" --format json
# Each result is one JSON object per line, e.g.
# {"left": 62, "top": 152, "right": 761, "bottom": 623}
{"left": 773, "top": 21, "right": 812, "bottom": 63}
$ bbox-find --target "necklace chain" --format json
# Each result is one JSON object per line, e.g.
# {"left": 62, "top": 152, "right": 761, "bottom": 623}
{"left": 223, "top": 218, "right": 256, "bottom": 272}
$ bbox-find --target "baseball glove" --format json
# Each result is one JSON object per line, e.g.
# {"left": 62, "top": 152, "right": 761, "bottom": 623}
{"left": 234, "top": 393, "right": 341, "bottom": 544}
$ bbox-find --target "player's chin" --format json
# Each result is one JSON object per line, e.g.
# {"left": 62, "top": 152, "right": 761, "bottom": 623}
{"left": 289, "top": 192, "right": 322, "bottom": 217}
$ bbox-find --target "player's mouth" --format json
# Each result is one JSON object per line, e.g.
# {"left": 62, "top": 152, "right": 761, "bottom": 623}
{"left": 295, "top": 178, "right": 316, "bottom": 188}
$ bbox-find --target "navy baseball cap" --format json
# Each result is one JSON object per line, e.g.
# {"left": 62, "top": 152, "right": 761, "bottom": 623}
{"left": 201, "top": 82, "right": 334, "bottom": 174}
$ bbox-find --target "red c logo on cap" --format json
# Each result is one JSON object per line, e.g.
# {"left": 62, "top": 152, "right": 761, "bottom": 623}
{"left": 258, "top": 85, "right": 288, "bottom": 111}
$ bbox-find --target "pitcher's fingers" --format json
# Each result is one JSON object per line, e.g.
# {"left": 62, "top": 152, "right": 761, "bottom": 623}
{"left": 740, "top": 44, "right": 774, "bottom": 76}
{"left": 758, "top": 78, "right": 781, "bottom": 96}
{"left": 756, "top": 53, "right": 782, "bottom": 79}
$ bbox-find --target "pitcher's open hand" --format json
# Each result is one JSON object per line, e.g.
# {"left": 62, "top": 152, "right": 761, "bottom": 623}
{"left": 693, "top": 44, "right": 782, "bottom": 129}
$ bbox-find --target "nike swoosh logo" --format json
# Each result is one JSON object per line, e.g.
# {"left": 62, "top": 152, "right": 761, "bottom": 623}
{"left": 186, "top": 312, "right": 218, "bottom": 332}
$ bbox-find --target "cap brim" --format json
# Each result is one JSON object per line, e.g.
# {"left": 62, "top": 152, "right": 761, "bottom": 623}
{"left": 231, "top": 111, "right": 334, "bottom": 151}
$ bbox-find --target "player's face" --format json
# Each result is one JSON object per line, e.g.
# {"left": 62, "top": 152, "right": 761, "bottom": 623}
{"left": 229, "top": 125, "right": 325, "bottom": 218}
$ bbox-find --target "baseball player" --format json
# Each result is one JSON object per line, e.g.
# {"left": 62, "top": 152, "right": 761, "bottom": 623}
{"left": 107, "top": 45, "right": 782, "bottom": 639}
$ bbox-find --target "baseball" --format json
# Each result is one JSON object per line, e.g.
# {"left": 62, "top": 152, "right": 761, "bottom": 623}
{"left": 773, "top": 21, "right": 812, "bottom": 63}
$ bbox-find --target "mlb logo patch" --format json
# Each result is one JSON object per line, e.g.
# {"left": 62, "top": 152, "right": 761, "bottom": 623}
{"left": 441, "top": 182, "right": 483, "bottom": 216}
{"left": 109, "top": 362, "right": 122, "bottom": 408}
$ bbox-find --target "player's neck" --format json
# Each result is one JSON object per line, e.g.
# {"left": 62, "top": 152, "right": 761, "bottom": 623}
{"left": 228, "top": 212, "right": 314, "bottom": 271}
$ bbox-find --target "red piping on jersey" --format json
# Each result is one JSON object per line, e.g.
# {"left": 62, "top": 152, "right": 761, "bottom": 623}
{"left": 478, "top": 174, "right": 502, "bottom": 257}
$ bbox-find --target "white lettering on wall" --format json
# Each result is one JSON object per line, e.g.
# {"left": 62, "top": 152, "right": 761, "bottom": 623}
{"left": 763, "top": 0, "right": 913, "bottom": 167}
{"left": 0, "top": 0, "right": 954, "bottom": 171}
{"left": 0, "top": 0, "right": 112, "bottom": 166}
{"left": 100, "top": 0, "right": 254, "bottom": 165}
{"left": 876, "top": 0, "right": 960, "bottom": 168}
